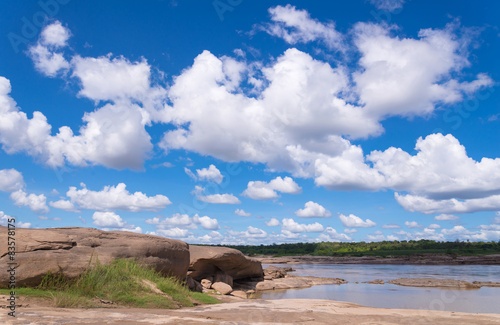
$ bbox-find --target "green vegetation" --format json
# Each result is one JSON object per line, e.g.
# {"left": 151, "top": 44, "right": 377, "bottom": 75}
{"left": 0, "top": 258, "right": 219, "bottom": 308}
{"left": 221, "top": 240, "right": 500, "bottom": 257}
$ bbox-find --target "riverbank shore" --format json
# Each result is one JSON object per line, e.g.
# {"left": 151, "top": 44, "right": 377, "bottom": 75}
{"left": 3, "top": 298, "right": 500, "bottom": 324}
{"left": 257, "top": 253, "right": 500, "bottom": 265}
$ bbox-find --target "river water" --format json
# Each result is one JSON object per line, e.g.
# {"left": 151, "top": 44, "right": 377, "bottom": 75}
{"left": 257, "top": 264, "right": 500, "bottom": 314}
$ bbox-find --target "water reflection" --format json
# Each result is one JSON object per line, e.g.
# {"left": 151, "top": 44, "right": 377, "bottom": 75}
{"left": 258, "top": 264, "right": 500, "bottom": 314}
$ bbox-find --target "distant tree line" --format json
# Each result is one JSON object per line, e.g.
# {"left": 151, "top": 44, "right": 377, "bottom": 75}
{"left": 214, "top": 240, "right": 500, "bottom": 257}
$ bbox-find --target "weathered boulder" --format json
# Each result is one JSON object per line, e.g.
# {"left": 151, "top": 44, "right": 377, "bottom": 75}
{"left": 264, "top": 265, "right": 292, "bottom": 279}
{"left": 255, "top": 280, "right": 275, "bottom": 291}
{"left": 186, "top": 277, "right": 203, "bottom": 292}
{"left": 0, "top": 226, "right": 190, "bottom": 287}
{"left": 188, "top": 245, "right": 263, "bottom": 282}
{"left": 201, "top": 279, "right": 213, "bottom": 289}
{"left": 212, "top": 281, "right": 233, "bottom": 295}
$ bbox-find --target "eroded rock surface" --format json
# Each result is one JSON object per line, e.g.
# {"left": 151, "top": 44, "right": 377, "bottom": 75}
{"left": 0, "top": 226, "right": 189, "bottom": 287}
{"left": 188, "top": 245, "right": 263, "bottom": 282}
{"left": 387, "top": 278, "right": 480, "bottom": 288}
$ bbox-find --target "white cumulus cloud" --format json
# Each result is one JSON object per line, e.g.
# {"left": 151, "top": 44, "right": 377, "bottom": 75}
{"left": 282, "top": 218, "right": 324, "bottom": 233}
{"left": 295, "top": 201, "right": 331, "bottom": 218}
{"left": 339, "top": 214, "right": 376, "bottom": 228}
{"left": 0, "top": 169, "right": 24, "bottom": 192}
{"left": 53, "top": 183, "right": 171, "bottom": 212}
{"left": 265, "top": 217, "right": 280, "bottom": 227}
{"left": 242, "top": 176, "right": 301, "bottom": 200}
{"left": 262, "top": 5, "right": 344, "bottom": 51}
{"left": 235, "top": 209, "right": 251, "bottom": 217}
{"left": 10, "top": 190, "right": 49, "bottom": 214}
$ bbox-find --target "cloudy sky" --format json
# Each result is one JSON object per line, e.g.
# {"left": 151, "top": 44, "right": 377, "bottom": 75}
{"left": 1, "top": 0, "right": 499, "bottom": 244}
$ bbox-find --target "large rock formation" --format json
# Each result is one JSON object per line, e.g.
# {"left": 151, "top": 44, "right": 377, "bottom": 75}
{"left": 0, "top": 226, "right": 189, "bottom": 287}
{"left": 188, "top": 245, "right": 263, "bottom": 282}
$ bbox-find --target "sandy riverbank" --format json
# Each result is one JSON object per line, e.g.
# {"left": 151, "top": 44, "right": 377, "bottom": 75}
{"left": 2, "top": 298, "right": 500, "bottom": 324}
{"left": 257, "top": 254, "right": 500, "bottom": 265}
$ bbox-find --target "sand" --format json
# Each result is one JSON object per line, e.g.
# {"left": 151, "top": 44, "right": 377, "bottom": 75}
{"left": 2, "top": 297, "right": 500, "bottom": 324}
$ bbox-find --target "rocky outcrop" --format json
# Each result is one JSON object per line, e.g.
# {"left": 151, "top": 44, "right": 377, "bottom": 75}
{"left": 212, "top": 282, "right": 233, "bottom": 295}
{"left": 233, "top": 265, "right": 347, "bottom": 293}
{"left": 188, "top": 245, "right": 263, "bottom": 282}
{"left": 264, "top": 265, "right": 295, "bottom": 280}
{"left": 363, "top": 279, "right": 385, "bottom": 284}
{"left": 472, "top": 281, "right": 500, "bottom": 287}
{"left": 387, "top": 278, "right": 480, "bottom": 289}
{"left": 187, "top": 245, "right": 263, "bottom": 296}
{"left": 0, "top": 226, "right": 190, "bottom": 287}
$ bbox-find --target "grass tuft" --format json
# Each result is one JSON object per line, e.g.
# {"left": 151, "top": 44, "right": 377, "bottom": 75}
{"left": 1, "top": 258, "right": 220, "bottom": 308}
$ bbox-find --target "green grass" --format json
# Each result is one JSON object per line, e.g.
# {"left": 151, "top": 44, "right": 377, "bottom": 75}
{"left": 0, "top": 258, "right": 220, "bottom": 308}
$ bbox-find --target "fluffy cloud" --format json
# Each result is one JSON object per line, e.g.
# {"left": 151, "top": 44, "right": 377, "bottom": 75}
{"left": 435, "top": 214, "right": 460, "bottom": 221}
{"left": 0, "top": 169, "right": 24, "bottom": 192}
{"left": 5, "top": 15, "right": 492, "bottom": 185}
{"left": 317, "top": 133, "right": 500, "bottom": 196}
{"left": 29, "top": 43, "right": 69, "bottom": 77}
{"left": 295, "top": 201, "right": 331, "bottom": 218}
{"left": 235, "top": 209, "right": 251, "bottom": 217}
{"left": 404, "top": 221, "right": 422, "bottom": 228}
{"left": 0, "top": 211, "right": 31, "bottom": 228}
{"left": 71, "top": 55, "right": 152, "bottom": 102}
{"left": 396, "top": 193, "right": 500, "bottom": 215}
{"left": 354, "top": 22, "right": 492, "bottom": 119}
{"left": 146, "top": 213, "right": 195, "bottom": 228}
{"left": 52, "top": 183, "right": 171, "bottom": 212}
{"left": 318, "top": 227, "right": 352, "bottom": 242}
{"left": 0, "top": 75, "right": 154, "bottom": 170}
{"left": 92, "top": 211, "right": 142, "bottom": 233}
{"left": 339, "top": 214, "right": 376, "bottom": 228}
{"left": 228, "top": 226, "right": 269, "bottom": 241}
{"left": 41, "top": 21, "right": 71, "bottom": 47}
{"left": 265, "top": 217, "right": 280, "bottom": 227}
{"left": 185, "top": 164, "right": 224, "bottom": 184}
{"left": 196, "top": 165, "right": 224, "bottom": 183}
{"left": 28, "top": 21, "right": 70, "bottom": 77}
{"left": 282, "top": 218, "right": 324, "bottom": 233}
{"left": 160, "top": 48, "right": 380, "bottom": 176}
{"left": 146, "top": 213, "right": 219, "bottom": 230}
{"left": 192, "top": 186, "right": 240, "bottom": 204}
{"left": 92, "top": 211, "right": 125, "bottom": 227}
{"left": 439, "top": 225, "right": 500, "bottom": 241}
{"left": 2, "top": 14, "right": 496, "bottom": 220}
{"left": 10, "top": 190, "right": 49, "bottom": 214}
{"left": 193, "top": 214, "right": 220, "bottom": 230}
{"left": 261, "top": 5, "right": 343, "bottom": 50}
{"left": 242, "top": 176, "right": 301, "bottom": 200}
{"left": 49, "top": 199, "right": 78, "bottom": 212}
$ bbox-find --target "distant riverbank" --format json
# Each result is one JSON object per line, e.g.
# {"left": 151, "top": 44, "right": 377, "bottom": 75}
{"left": 256, "top": 253, "right": 500, "bottom": 265}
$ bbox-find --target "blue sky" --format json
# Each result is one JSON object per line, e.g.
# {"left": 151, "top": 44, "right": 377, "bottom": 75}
{"left": 1, "top": 0, "right": 500, "bottom": 244}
